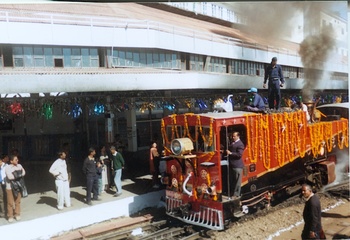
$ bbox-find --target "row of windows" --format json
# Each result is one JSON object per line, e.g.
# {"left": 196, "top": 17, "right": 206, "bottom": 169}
{"left": 10, "top": 46, "right": 99, "bottom": 68}
{"left": 189, "top": 55, "right": 226, "bottom": 73}
{"left": 107, "top": 49, "right": 180, "bottom": 69}
{"left": 0, "top": 45, "right": 347, "bottom": 81}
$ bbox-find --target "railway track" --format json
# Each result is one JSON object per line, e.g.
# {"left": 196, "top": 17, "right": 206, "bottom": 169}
{"left": 321, "top": 179, "right": 350, "bottom": 201}
{"left": 85, "top": 218, "right": 203, "bottom": 240}
{"left": 55, "top": 180, "right": 349, "bottom": 240}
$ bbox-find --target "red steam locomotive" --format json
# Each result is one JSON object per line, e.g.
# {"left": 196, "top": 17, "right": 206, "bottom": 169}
{"left": 161, "top": 106, "right": 348, "bottom": 230}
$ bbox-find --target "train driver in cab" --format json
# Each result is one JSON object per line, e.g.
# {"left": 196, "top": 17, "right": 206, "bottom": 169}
{"left": 226, "top": 132, "right": 245, "bottom": 199}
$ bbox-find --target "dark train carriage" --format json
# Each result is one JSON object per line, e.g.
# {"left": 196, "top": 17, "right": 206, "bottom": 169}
{"left": 161, "top": 110, "right": 348, "bottom": 230}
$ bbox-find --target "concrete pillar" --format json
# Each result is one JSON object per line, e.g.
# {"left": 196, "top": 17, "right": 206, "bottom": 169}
{"left": 126, "top": 100, "right": 137, "bottom": 152}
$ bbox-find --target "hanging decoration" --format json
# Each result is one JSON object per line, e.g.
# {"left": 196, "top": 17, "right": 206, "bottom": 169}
{"left": 184, "top": 99, "right": 193, "bottom": 109}
{"left": 9, "top": 102, "right": 23, "bottom": 115}
{"left": 122, "top": 103, "right": 129, "bottom": 111}
{"left": 196, "top": 99, "right": 207, "bottom": 111}
{"left": 139, "top": 102, "right": 155, "bottom": 113}
{"left": 93, "top": 102, "right": 105, "bottom": 116}
{"left": 163, "top": 102, "right": 175, "bottom": 111}
{"left": 42, "top": 103, "right": 53, "bottom": 120}
{"left": 70, "top": 103, "right": 83, "bottom": 119}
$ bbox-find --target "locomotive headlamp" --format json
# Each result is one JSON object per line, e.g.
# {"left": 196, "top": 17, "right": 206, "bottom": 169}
{"left": 171, "top": 138, "right": 194, "bottom": 155}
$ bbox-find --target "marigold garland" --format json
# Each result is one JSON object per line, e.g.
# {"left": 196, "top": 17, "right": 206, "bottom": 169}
{"left": 162, "top": 112, "right": 348, "bottom": 173}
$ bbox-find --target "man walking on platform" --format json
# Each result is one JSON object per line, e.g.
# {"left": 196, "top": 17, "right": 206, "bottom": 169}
{"left": 301, "top": 184, "right": 325, "bottom": 239}
{"left": 263, "top": 57, "right": 285, "bottom": 110}
{"left": 110, "top": 146, "right": 125, "bottom": 197}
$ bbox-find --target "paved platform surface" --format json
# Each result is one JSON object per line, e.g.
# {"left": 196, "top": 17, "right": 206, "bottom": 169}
{"left": 0, "top": 175, "right": 165, "bottom": 240}
{"left": 271, "top": 201, "right": 350, "bottom": 240}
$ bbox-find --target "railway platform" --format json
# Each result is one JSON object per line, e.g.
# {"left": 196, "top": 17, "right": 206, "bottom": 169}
{"left": 272, "top": 200, "right": 350, "bottom": 240}
{"left": 0, "top": 176, "right": 165, "bottom": 240}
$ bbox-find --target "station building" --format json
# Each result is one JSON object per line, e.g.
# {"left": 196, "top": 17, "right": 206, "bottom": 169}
{"left": 0, "top": 2, "right": 347, "bottom": 166}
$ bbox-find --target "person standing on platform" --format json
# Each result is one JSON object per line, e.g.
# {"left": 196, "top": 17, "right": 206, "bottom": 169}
{"left": 49, "top": 151, "right": 71, "bottom": 210}
{"left": 5, "top": 155, "right": 26, "bottom": 223}
{"left": 150, "top": 142, "right": 160, "bottom": 189}
{"left": 0, "top": 155, "right": 8, "bottom": 218}
{"left": 110, "top": 146, "right": 125, "bottom": 197}
{"left": 96, "top": 160, "right": 103, "bottom": 196}
{"left": 82, "top": 148, "right": 99, "bottom": 205}
{"left": 301, "top": 184, "right": 325, "bottom": 239}
{"left": 99, "top": 146, "right": 110, "bottom": 193}
{"left": 263, "top": 57, "right": 285, "bottom": 110}
{"left": 62, "top": 142, "right": 72, "bottom": 184}
{"left": 226, "top": 132, "right": 245, "bottom": 198}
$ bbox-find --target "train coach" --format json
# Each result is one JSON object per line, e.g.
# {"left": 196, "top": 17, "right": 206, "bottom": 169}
{"left": 160, "top": 104, "right": 349, "bottom": 230}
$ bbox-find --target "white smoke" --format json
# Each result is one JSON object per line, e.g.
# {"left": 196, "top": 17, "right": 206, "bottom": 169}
{"left": 333, "top": 149, "right": 350, "bottom": 183}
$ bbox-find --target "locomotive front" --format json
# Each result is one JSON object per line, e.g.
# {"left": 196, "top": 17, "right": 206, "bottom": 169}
{"left": 161, "top": 113, "right": 227, "bottom": 230}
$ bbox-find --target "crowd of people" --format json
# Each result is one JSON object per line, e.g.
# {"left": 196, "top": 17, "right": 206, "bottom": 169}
{"left": 0, "top": 144, "right": 128, "bottom": 223}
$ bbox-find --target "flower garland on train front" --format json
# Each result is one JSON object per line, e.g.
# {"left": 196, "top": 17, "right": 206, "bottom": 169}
{"left": 246, "top": 111, "right": 309, "bottom": 169}
{"left": 161, "top": 114, "right": 214, "bottom": 151}
{"left": 337, "top": 119, "right": 349, "bottom": 149}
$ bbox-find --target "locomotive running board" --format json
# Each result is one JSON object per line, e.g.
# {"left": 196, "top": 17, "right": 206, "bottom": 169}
{"left": 166, "top": 196, "right": 224, "bottom": 230}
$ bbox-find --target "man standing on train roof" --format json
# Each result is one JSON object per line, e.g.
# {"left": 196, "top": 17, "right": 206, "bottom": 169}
{"left": 263, "top": 57, "right": 285, "bottom": 110}
{"left": 245, "top": 87, "right": 266, "bottom": 112}
{"left": 226, "top": 132, "right": 245, "bottom": 199}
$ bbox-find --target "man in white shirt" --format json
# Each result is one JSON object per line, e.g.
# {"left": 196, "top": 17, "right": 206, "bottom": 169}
{"left": 297, "top": 101, "right": 311, "bottom": 122}
{"left": 49, "top": 151, "right": 71, "bottom": 210}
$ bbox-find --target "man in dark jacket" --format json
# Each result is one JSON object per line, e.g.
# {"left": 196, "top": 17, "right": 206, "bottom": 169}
{"left": 263, "top": 57, "right": 284, "bottom": 110}
{"left": 110, "top": 146, "right": 125, "bottom": 197}
{"left": 301, "top": 184, "right": 323, "bottom": 239}
{"left": 82, "top": 147, "right": 99, "bottom": 205}
{"left": 226, "top": 132, "right": 245, "bottom": 198}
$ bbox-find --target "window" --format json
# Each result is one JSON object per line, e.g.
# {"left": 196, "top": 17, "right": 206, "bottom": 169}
{"left": 118, "top": 50, "right": 125, "bottom": 66}
{"left": 159, "top": 53, "right": 165, "bottom": 68}
{"left": 34, "top": 47, "right": 44, "bottom": 67}
{"left": 63, "top": 48, "right": 71, "bottom": 67}
{"left": 126, "top": 51, "right": 133, "bottom": 66}
{"left": 3, "top": 46, "right": 13, "bottom": 67}
{"left": 54, "top": 59, "right": 63, "bottom": 67}
{"left": 202, "top": 2, "right": 207, "bottom": 15}
{"left": 13, "top": 47, "right": 24, "bottom": 67}
{"left": 147, "top": 52, "right": 152, "bottom": 67}
{"left": 140, "top": 52, "right": 147, "bottom": 66}
{"left": 71, "top": 48, "right": 81, "bottom": 67}
{"left": 197, "top": 126, "right": 214, "bottom": 152}
{"left": 44, "top": 48, "right": 53, "bottom": 67}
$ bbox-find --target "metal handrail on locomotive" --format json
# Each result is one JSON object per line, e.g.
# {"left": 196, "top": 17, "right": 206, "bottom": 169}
{"left": 161, "top": 102, "right": 349, "bottom": 230}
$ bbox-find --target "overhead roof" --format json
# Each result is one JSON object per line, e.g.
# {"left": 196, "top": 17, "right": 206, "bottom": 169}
{"left": 0, "top": 3, "right": 299, "bottom": 53}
